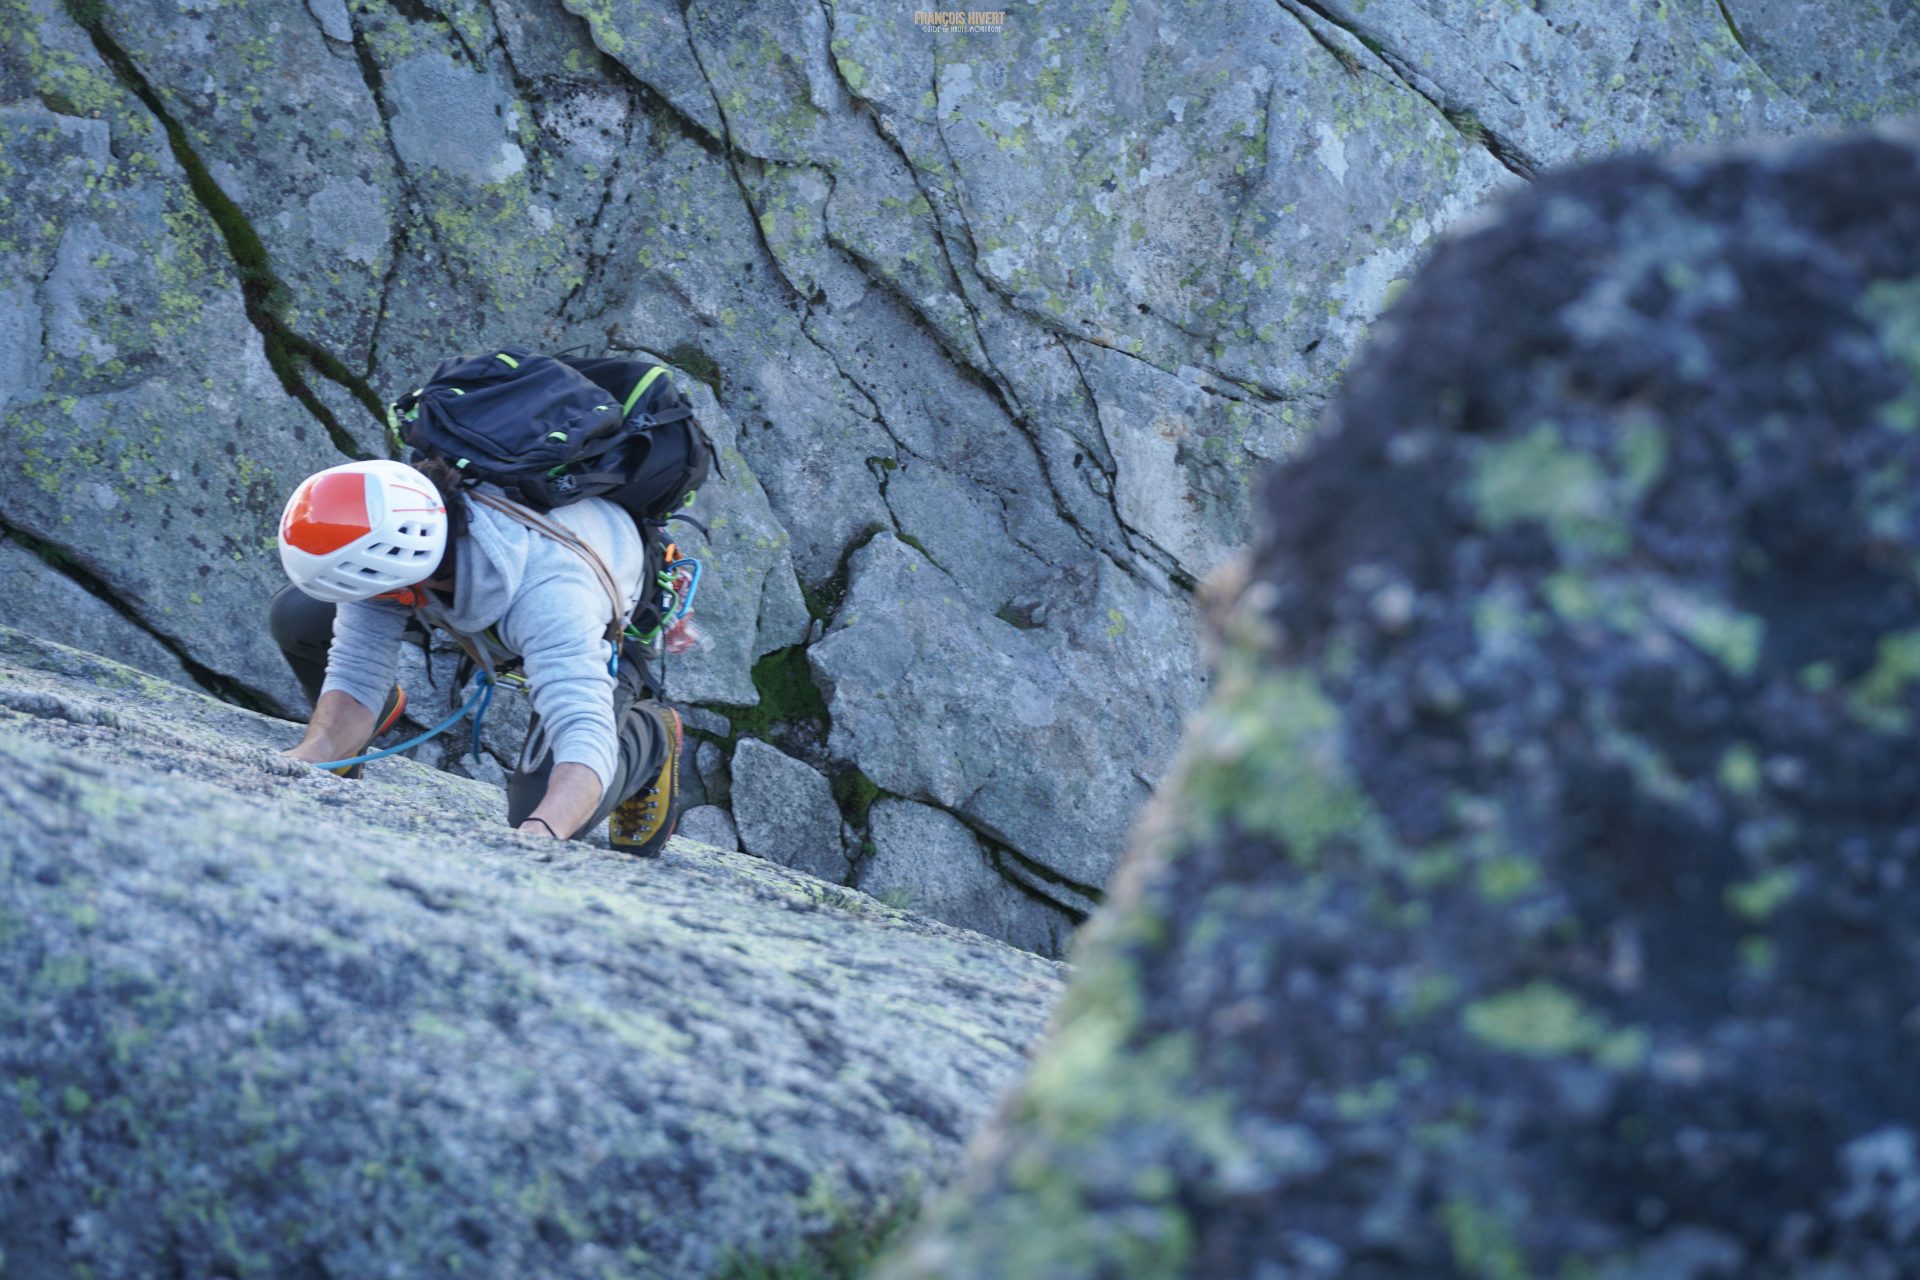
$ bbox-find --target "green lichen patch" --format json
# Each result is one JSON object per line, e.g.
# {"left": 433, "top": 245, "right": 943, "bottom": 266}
{"left": 719, "top": 1186, "right": 920, "bottom": 1280}
{"left": 1656, "top": 592, "right": 1764, "bottom": 677}
{"left": 717, "top": 646, "right": 830, "bottom": 742}
{"left": 1848, "top": 628, "right": 1920, "bottom": 733}
{"left": 1469, "top": 425, "right": 1627, "bottom": 558}
{"left": 1725, "top": 867, "right": 1798, "bottom": 922}
{"left": 1717, "top": 743, "right": 1762, "bottom": 796}
{"left": 663, "top": 342, "right": 723, "bottom": 391}
{"left": 1175, "top": 661, "right": 1383, "bottom": 865}
{"left": 1438, "top": 1195, "right": 1529, "bottom": 1280}
{"left": 1462, "top": 981, "right": 1646, "bottom": 1069}
{"left": 830, "top": 767, "right": 883, "bottom": 829}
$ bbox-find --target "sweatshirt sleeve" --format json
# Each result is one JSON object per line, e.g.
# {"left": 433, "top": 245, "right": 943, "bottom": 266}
{"left": 318, "top": 599, "right": 408, "bottom": 716}
{"left": 497, "top": 569, "right": 622, "bottom": 794}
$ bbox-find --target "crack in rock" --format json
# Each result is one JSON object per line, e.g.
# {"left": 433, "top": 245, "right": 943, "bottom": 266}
{"left": 0, "top": 516, "right": 284, "bottom": 715}
{"left": 1275, "top": 0, "right": 1539, "bottom": 180}
{"left": 69, "top": 10, "right": 386, "bottom": 457}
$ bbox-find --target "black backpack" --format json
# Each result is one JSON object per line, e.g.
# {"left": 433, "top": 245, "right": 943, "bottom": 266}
{"left": 388, "top": 346, "right": 717, "bottom": 642}
{"left": 388, "top": 346, "right": 714, "bottom": 522}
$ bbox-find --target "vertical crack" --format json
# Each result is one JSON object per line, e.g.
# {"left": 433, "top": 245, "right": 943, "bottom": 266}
{"left": 64, "top": 4, "right": 387, "bottom": 458}
{"left": 807, "top": 3, "right": 1160, "bottom": 588}
{"left": 1058, "top": 341, "right": 1200, "bottom": 593}
{"left": 816, "top": 0, "right": 993, "bottom": 371}
{"left": 1209, "top": 80, "right": 1277, "bottom": 359}
{"left": 362, "top": 215, "right": 413, "bottom": 385}
{"left": 1714, "top": 0, "right": 1749, "bottom": 53}
{"left": 476, "top": 0, "right": 634, "bottom": 327}
{"left": 346, "top": 6, "right": 470, "bottom": 310}
{"left": 558, "top": 95, "right": 633, "bottom": 322}
{"left": 1058, "top": 335, "right": 1118, "bottom": 481}
{"left": 678, "top": 1, "right": 813, "bottom": 311}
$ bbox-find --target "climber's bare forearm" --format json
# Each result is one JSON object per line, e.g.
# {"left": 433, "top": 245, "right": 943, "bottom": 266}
{"left": 520, "top": 762, "right": 602, "bottom": 839}
{"left": 286, "top": 690, "right": 376, "bottom": 765}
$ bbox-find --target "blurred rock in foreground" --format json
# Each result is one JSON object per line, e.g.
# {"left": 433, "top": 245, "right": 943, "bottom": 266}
{"left": 882, "top": 120, "right": 1920, "bottom": 1279}
{"left": 0, "top": 626, "right": 1061, "bottom": 1279}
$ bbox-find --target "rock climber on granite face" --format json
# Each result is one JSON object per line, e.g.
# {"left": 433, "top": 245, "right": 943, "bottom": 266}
{"left": 267, "top": 455, "right": 684, "bottom": 856}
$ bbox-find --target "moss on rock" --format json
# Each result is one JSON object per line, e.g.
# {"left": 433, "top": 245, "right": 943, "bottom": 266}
{"left": 879, "top": 120, "right": 1920, "bottom": 1280}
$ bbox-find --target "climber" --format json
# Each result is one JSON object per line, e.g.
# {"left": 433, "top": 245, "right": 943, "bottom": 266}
{"left": 267, "top": 455, "right": 684, "bottom": 856}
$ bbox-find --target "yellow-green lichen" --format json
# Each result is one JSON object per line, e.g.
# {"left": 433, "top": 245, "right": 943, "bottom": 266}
{"left": 1462, "top": 981, "right": 1646, "bottom": 1069}
{"left": 1860, "top": 275, "right": 1920, "bottom": 433}
{"left": 1660, "top": 594, "right": 1764, "bottom": 677}
{"left": 1725, "top": 867, "right": 1797, "bottom": 923}
{"left": 1440, "top": 1196, "right": 1529, "bottom": 1280}
{"left": 1848, "top": 629, "right": 1920, "bottom": 733}
{"left": 1717, "top": 743, "right": 1761, "bottom": 796}
{"left": 1176, "top": 662, "right": 1384, "bottom": 865}
{"left": 1470, "top": 425, "right": 1626, "bottom": 558}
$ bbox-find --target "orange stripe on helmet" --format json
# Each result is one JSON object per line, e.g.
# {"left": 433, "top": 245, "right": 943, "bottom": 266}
{"left": 282, "top": 469, "right": 372, "bottom": 555}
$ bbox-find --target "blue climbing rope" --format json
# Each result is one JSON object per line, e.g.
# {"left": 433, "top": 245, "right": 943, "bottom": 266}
{"left": 309, "top": 675, "right": 495, "bottom": 772}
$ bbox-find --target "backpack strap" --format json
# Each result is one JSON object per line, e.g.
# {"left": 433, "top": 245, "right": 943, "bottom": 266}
{"left": 470, "top": 491, "right": 626, "bottom": 644}
{"left": 622, "top": 366, "right": 668, "bottom": 417}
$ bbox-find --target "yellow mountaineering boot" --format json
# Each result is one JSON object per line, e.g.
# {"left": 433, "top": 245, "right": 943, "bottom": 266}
{"left": 610, "top": 706, "right": 681, "bottom": 858}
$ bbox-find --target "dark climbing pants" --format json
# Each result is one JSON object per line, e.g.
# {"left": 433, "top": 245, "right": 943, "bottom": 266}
{"left": 267, "top": 582, "right": 669, "bottom": 838}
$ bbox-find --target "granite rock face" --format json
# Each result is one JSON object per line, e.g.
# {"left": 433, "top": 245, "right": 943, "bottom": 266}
{"left": 882, "top": 121, "right": 1920, "bottom": 1280}
{"left": 677, "top": 802, "right": 741, "bottom": 851}
{"left": 859, "top": 799, "right": 1075, "bottom": 959}
{"left": 0, "top": 532, "right": 195, "bottom": 690}
{"left": 811, "top": 534, "right": 1183, "bottom": 900}
{"left": 3, "top": 0, "right": 1913, "bottom": 945}
{"left": 0, "top": 625, "right": 1062, "bottom": 1279}
{"left": 730, "top": 736, "right": 851, "bottom": 883}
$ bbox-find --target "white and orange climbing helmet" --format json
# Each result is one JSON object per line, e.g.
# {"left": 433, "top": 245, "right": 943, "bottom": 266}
{"left": 277, "top": 460, "right": 449, "bottom": 603}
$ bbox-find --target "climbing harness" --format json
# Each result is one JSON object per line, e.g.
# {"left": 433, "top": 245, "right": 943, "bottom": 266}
{"left": 306, "top": 493, "right": 713, "bottom": 773}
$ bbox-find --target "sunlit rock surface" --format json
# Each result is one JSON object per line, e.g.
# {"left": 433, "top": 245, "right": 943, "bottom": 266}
{"left": 0, "top": 625, "right": 1061, "bottom": 1279}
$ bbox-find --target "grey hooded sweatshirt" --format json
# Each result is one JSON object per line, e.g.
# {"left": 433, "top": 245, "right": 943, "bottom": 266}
{"left": 320, "top": 489, "right": 646, "bottom": 790}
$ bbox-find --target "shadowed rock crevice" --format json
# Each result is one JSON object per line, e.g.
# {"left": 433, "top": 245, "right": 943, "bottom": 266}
{"left": 0, "top": 515, "right": 284, "bottom": 715}
{"left": 557, "top": 0, "right": 729, "bottom": 152}
{"left": 62, "top": 2, "right": 385, "bottom": 457}
{"left": 981, "top": 833, "right": 1098, "bottom": 924}
{"left": 1714, "top": 0, "right": 1750, "bottom": 53}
